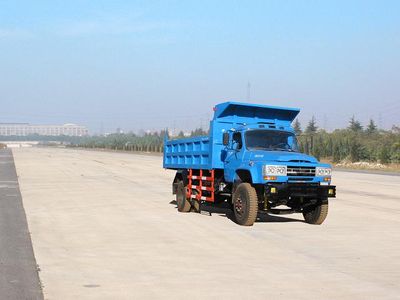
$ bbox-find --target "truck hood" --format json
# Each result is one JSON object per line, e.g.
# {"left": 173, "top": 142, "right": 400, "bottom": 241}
{"left": 247, "top": 151, "right": 318, "bottom": 163}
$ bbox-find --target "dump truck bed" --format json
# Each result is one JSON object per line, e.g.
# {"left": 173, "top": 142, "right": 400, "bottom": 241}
{"left": 163, "top": 135, "right": 213, "bottom": 170}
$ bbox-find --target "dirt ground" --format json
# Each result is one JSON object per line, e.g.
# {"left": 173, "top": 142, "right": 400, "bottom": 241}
{"left": 13, "top": 147, "right": 400, "bottom": 300}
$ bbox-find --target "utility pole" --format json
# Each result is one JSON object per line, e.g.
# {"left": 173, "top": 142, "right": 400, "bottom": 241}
{"left": 246, "top": 82, "right": 251, "bottom": 102}
{"left": 378, "top": 113, "right": 383, "bottom": 129}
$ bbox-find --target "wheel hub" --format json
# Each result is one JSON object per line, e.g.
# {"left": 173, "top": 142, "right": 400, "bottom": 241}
{"left": 235, "top": 196, "right": 244, "bottom": 215}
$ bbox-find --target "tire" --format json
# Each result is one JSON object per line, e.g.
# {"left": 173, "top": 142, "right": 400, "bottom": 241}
{"left": 176, "top": 181, "right": 191, "bottom": 212}
{"left": 191, "top": 199, "right": 200, "bottom": 213}
{"left": 303, "top": 201, "right": 328, "bottom": 225}
{"left": 232, "top": 183, "right": 258, "bottom": 226}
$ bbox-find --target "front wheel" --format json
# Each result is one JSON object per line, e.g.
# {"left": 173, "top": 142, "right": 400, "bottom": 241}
{"left": 303, "top": 201, "right": 328, "bottom": 225}
{"left": 232, "top": 183, "right": 258, "bottom": 226}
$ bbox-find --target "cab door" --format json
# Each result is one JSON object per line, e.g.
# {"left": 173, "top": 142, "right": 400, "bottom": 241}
{"left": 224, "top": 132, "right": 244, "bottom": 182}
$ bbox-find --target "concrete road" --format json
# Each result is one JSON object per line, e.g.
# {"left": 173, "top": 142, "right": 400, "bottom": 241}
{"left": 12, "top": 147, "right": 400, "bottom": 300}
{"left": 0, "top": 149, "right": 43, "bottom": 299}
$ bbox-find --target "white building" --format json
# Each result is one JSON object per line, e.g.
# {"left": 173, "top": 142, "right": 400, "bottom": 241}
{"left": 0, "top": 123, "right": 88, "bottom": 136}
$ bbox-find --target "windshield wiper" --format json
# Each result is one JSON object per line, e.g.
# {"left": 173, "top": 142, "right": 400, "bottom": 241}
{"left": 270, "top": 147, "right": 296, "bottom": 152}
{"left": 248, "top": 146, "right": 267, "bottom": 150}
{"left": 248, "top": 147, "right": 298, "bottom": 152}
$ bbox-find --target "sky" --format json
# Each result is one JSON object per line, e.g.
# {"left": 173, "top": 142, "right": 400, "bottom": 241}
{"left": 1, "top": 0, "right": 399, "bottom": 134}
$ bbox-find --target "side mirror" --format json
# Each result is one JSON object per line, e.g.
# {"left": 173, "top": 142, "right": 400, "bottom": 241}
{"left": 223, "top": 132, "right": 229, "bottom": 146}
{"left": 233, "top": 141, "right": 240, "bottom": 151}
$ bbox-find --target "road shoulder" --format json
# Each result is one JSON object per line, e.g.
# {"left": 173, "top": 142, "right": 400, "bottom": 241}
{"left": 0, "top": 149, "right": 43, "bottom": 300}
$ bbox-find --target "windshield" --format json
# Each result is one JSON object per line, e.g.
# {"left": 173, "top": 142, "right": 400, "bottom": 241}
{"left": 245, "top": 130, "right": 299, "bottom": 152}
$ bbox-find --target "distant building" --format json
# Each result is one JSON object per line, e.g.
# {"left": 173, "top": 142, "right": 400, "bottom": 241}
{"left": 0, "top": 123, "right": 88, "bottom": 136}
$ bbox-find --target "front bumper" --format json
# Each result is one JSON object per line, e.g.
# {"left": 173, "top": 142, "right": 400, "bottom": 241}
{"left": 265, "top": 183, "right": 336, "bottom": 199}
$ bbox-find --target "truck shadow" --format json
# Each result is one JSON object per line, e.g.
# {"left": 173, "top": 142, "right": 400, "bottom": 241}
{"left": 169, "top": 200, "right": 303, "bottom": 223}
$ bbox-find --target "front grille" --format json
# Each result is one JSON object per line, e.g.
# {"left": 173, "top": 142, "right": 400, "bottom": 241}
{"left": 287, "top": 166, "right": 315, "bottom": 177}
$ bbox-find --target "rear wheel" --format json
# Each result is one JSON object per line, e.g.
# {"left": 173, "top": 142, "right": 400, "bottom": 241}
{"left": 303, "top": 201, "right": 328, "bottom": 225}
{"left": 232, "top": 183, "right": 258, "bottom": 226}
{"left": 191, "top": 199, "right": 200, "bottom": 212}
{"left": 176, "top": 181, "right": 191, "bottom": 212}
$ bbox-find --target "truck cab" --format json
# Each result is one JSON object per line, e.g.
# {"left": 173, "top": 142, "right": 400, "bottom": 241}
{"left": 163, "top": 102, "right": 336, "bottom": 226}
{"left": 223, "top": 125, "right": 332, "bottom": 184}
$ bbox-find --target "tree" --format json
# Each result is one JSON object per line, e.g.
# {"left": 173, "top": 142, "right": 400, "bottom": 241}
{"left": 190, "top": 128, "right": 208, "bottom": 137}
{"left": 349, "top": 138, "right": 361, "bottom": 162}
{"left": 391, "top": 142, "right": 400, "bottom": 163}
{"left": 293, "top": 119, "right": 302, "bottom": 135}
{"left": 332, "top": 142, "right": 341, "bottom": 163}
{"left": 305, "top": 116, "right": 318, "bottom": 134}
{"left": 311, "top": 135, "right": 323, "bottom": 160}
{"left": 160, "top": 129, "right": 169, "bottom": 139}
{"left": 348, "top": 116, "right": 363, "bottom": 132}
{"left": 177, "top": 131, "right": 185, "bottom": 138}
{"left": 378, "top": 146, "right": 391, "bottom": 164}
{"left": 66, "top": 118, "right": 400, "bottom": 164}
{"left": 392, "top": 125, "right": 400, "bottom": 134}
{"left": 366, "top": 119, "right": 377, "bottom": 134}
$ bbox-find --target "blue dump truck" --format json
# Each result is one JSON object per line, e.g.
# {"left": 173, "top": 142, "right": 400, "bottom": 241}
{"left": 163, "top": 102, "right": 336, "bottom": 226}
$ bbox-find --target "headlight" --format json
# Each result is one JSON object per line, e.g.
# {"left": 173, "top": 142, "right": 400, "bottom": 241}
{"left": 264, "top": 165, "right": 287, "bottom": 176}
{"left": 316, "top": 167, "right": 332, "bottom": 176}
